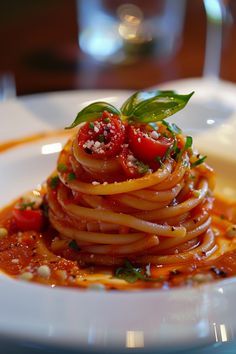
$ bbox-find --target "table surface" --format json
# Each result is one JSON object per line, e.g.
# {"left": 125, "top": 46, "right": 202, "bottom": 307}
{"left": 0, "top": 3, "right": 236, "bottom": 354}
{"left": 0, "top": 0, "right": 236, "bottom": 96}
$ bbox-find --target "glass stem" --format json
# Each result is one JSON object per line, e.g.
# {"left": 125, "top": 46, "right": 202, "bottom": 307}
{"left": 203, "top": 0, "right": 225, "bottom": 79}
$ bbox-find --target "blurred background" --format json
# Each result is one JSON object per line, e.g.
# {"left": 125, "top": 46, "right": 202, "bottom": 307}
{"left": 0, "top": 0, "right": 235, "bottom": 97}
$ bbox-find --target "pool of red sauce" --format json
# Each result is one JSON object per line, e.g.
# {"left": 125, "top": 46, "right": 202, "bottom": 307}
{"left": 1, "top": 134, "right": 236, "bottom": 290}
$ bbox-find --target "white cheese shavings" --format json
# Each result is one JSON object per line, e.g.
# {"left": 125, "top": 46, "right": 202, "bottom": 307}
{"left": 150, "top": 130, "right": 160, "bottom": 140}
{"left": 37, "top": 265, "right": 51, "bottom": 278}
{"left": 19, "top": 272, "right": 33, "bottom": 281}
{"left": 11, "top": 259, "right": 19, "bottom": 264}
{"left": 88, "top": 283, "right": 105, "bottom": 291}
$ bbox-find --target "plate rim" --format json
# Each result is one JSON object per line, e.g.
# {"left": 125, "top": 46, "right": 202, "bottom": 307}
{"left": 1, "top": 80, "right": 236, "bottom": 352}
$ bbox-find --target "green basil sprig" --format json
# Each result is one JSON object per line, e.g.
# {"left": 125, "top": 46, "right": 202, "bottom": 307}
{"left": 121, "top": 90, "right": 194, "bottom": 123}
{"left": 66, "top": 90, "right": 194, "bottom": 129}
{"left": 66, "top": 102, "right": 121, "bottom": 129}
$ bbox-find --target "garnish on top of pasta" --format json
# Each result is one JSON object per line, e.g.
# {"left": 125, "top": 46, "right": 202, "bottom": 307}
{"left": 46, "top": 89, "right": 215, "bottom": 268}
{"left": 1, "top": 90, "right": 236, "bottom": 289}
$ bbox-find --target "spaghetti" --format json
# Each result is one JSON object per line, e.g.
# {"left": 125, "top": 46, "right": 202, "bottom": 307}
{"left": 1, "top": 89, "right": 236, "bottom": 290}
{"left": 46, "top": 91, "right": 216, "bottom": 268}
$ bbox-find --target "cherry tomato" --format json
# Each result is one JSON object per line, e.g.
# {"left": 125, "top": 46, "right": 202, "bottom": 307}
{"left": 78, "top": 112, "right": 125, "bottom": 159}
{"left": 128, "top": 125, "right": 173, "bottom": 163}
{"left": 119, "top": 146, "right": 149, "bottom": 178}
{"left": 12, "top": 208, "right": 44, "bottom": 232}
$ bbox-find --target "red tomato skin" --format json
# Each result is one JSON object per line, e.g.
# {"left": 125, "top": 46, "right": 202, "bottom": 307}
{"left": 128, "top": 125, "right": 173, "bottom": 163}
{"left": 78, "top": 113, "right": 125, "bottom": 159}
{"left": 119, "top": 147, "right": 141, "bottom": 178}
{"left": 12, "top": 209, "right": 44, "bottom": 232}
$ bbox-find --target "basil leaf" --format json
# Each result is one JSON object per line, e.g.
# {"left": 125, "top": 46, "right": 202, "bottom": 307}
{"left": 121, "top": 91, "right": 160, "bottom": 116}
{"left": 121, "top": 92, "right": 139, "bottom": 116}
{"left": 65, "top": 102, "right": 121, "bottom": 129}
{"left": 132, "top": 91, "right": 194, "bottom": 123}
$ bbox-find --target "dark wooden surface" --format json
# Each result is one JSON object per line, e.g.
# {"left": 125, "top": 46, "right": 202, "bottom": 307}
{"left": 0, "top": 0, "right": 235, "bottom": 96}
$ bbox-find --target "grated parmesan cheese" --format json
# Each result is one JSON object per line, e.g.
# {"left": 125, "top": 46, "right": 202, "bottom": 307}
{"left": 19, "top": 272, "right": 33, "bottom": 281}
{"left": 150, "top": 130, "right": 160, "bottom": 140}
{"left": 92, "top": 181, "right": 100, "bottom": 185}
{"left": 37, "top": 265, "right": 51, "bottom": 278}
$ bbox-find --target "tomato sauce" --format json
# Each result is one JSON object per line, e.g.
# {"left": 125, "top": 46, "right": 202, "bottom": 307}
{"left": 1, "top": 134, "right": 236, "bottom": 290}
{"left": 0, "top": 192, "right": 236, "bottom": 290}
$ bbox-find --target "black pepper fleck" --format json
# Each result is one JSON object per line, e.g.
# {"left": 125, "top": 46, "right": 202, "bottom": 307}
{"left": 84, "top": 147, "right": 92, "bottom": 154}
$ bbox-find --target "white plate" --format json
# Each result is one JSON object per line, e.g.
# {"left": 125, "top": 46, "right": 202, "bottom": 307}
{"left": 1, "top": 80, "right": 236, "bottom": 354}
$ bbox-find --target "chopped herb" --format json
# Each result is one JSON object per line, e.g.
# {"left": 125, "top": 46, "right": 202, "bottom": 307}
{"left": 148, "top": 122, "right": 158, "bottom": 131}
{"left": 89, "top": 122, "right": 95, "bottom": 130}
{"left": 154, "top": 155, "right": 164, "bottom": 166}
{"left": 19, "top": 201, "right": 35, "bottom": 210}
{"left": 98, "top": 134, "right": 105, "bottom": 143}
{"left": 163, "top": 145, "right": 173, "bottom": 161}
{"left": 50, "top": 176, "right": 59, "bottom": 189}
{"left": 115, "top": 260, "right": 147, "bottom": 283}
{"left": 67, "top": 172, "right": 76, "bottom": 181}
{"left": 162, "top": 120, "right": 182, "bottom": 135}
{"left": 182, "top": 159, "right": 189, "bottom": 167}
{"left": 177, "top": 136, "right": 192, "bottom": 161}
{"left": 190, "top": 174, "right": 196, "bottom": 180}
{"left": 172, "top": 146, "right": 180, "bottom": 160}
{"left": 103, "top": 117, "right": 110, "bottom": 123}
{"left": 154, "top": 137, "right": 177, "bottom": 164}
{"left": 115, "top": 260, "right": 161, "bottom": 283}
{"left": 57, "top": 163, "right": 68, "bottom": 172}
{"left": 185, "top": 136, "right": 193, "bottom": 149}
{"left": 191, "top": 155, "right": 207, "bottom": 168}
{"left": 193, "top": 190, "right": 200, "bottom": 198}
{"left": 162, "top": 137, "right": 177, "bottom": 161}
{"left": 136, "top": 161, "right": 149, "bottom": 174}
{"left": 68, "top": 240, "right": 80, "bottom": 251}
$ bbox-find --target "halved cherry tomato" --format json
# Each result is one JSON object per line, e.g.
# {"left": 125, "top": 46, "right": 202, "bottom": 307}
{"left": 78, "top": 111, "right": 125, "bottom": 159}
{"left": 128, "top": 125, "right": 173, "bottom": 163}
{"left": 12, "top": 208, "right": 44, "bottom": 232}
{"left": 119, "top": 146, "right": 149, "bottom": 178}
